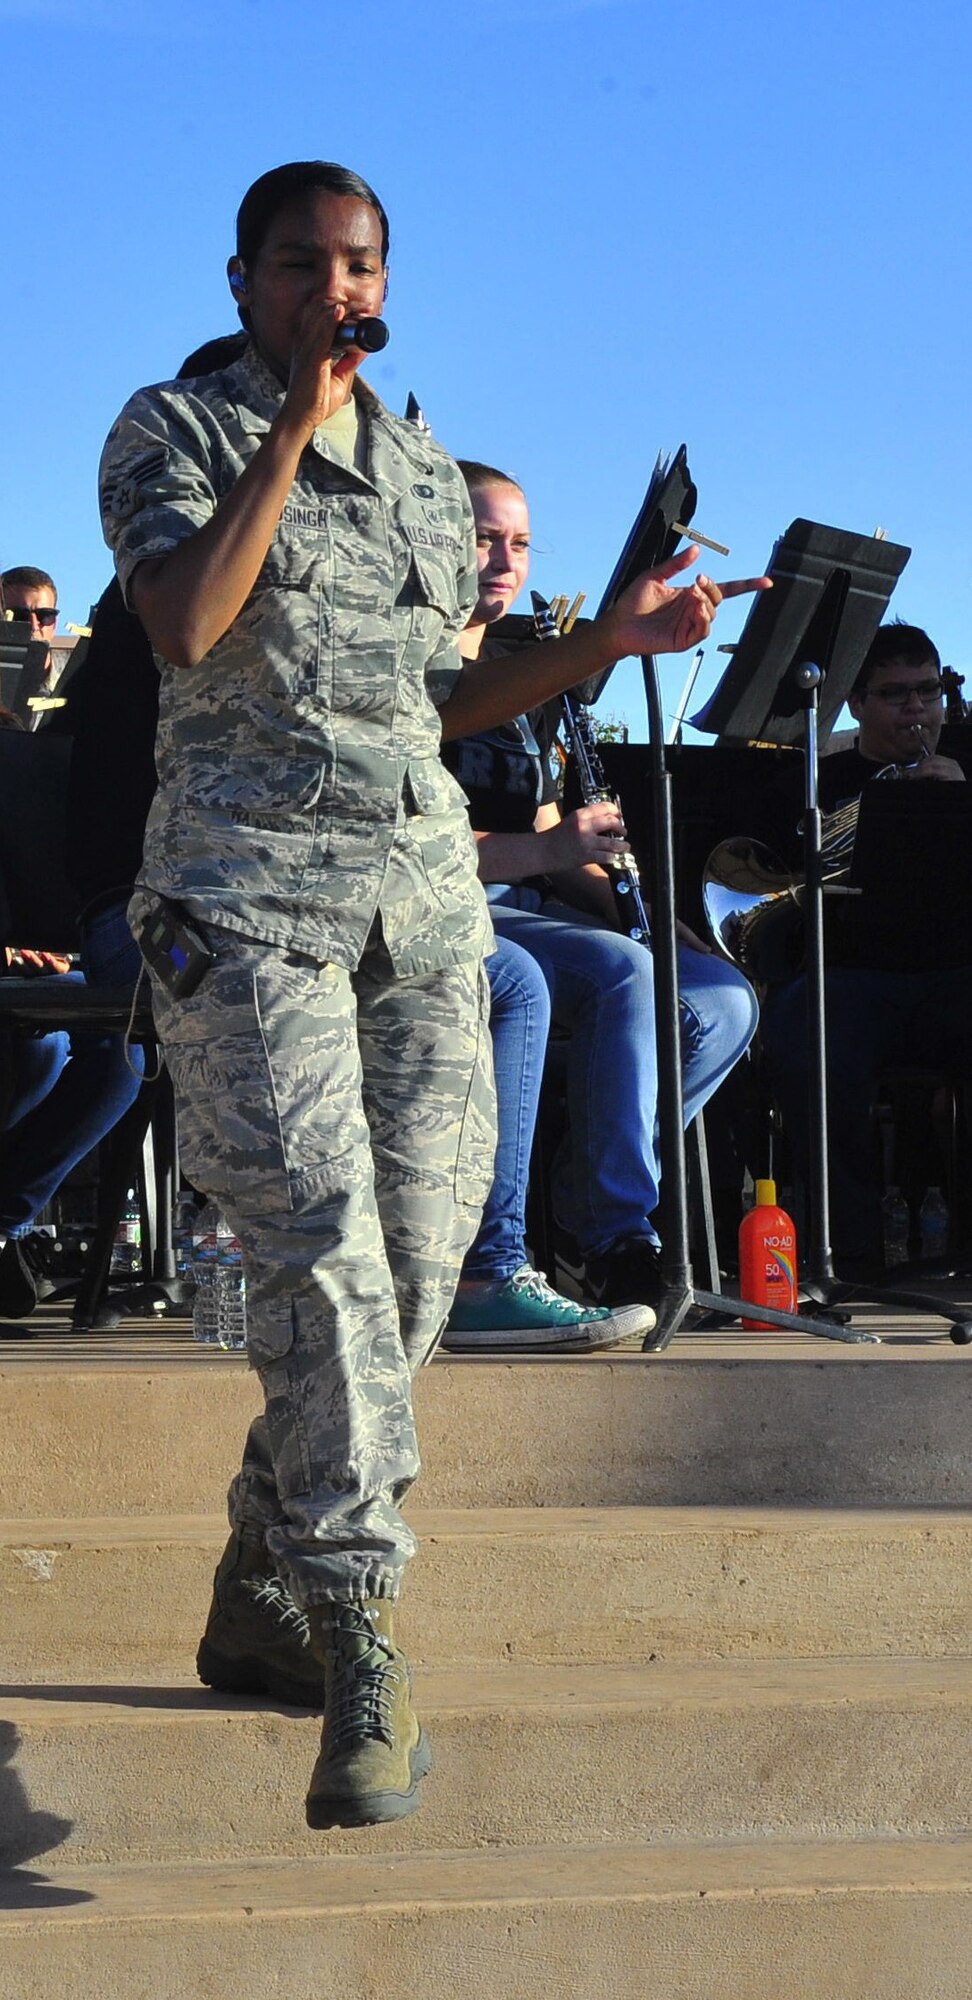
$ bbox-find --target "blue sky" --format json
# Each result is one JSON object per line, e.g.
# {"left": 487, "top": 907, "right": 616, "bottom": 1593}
{"left": 3, "top": 0, "right": 970, "bottom": 738}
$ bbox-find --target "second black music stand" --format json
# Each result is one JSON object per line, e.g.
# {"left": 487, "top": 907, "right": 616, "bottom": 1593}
{"left": 691, "top": 517, "right": 972, "bottom": 1345}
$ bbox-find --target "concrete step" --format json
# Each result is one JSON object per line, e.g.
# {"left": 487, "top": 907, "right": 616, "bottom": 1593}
{"left": 3, "top": 1659, "right": 971, "bottom": 1867}
{"left": 4, "top": 1339, "right": 972, "bottom": 1515}
{"left": 2, "top": 1506, "right": 971, "bottom": 1679}
{"left": 2, "top": 1837, "right": 972, "bottom": 2000}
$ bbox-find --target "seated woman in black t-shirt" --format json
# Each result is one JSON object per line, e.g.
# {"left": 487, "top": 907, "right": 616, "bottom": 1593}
{"left": 442, "top": 461, "right": 759, "bottom": 1313}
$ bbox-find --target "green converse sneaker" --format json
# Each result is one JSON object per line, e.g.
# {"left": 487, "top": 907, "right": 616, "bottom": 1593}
{"left": 305, "top": 1600, "right": 431, "bottom": 1829}
{"left": 440, "top": 1263, "right": 654, "bottom": 1351}
{"left": 196, "top": 1530, "right": 325, "bottom": 1709}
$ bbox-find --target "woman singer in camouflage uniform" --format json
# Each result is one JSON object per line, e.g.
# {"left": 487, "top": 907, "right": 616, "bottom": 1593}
{"left": 99, "top": 159, "right": 765, "bottom": 1832}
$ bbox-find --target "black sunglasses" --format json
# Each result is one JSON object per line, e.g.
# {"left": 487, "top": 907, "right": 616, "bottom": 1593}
{"left": 7, "top": 606, "right": 57, "bottom": 629}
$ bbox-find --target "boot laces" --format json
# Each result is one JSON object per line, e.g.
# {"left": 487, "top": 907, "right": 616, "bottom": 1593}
{"left": 329, "top": 1608, "right": 403, "bottom": 1751}
{"left": 243, "top": 1573, "right": 311, "bottom": 1648}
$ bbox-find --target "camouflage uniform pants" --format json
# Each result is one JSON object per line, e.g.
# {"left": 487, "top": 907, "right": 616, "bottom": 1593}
{"left": 147, "top": 921, "right": 496, "bottom": 1606}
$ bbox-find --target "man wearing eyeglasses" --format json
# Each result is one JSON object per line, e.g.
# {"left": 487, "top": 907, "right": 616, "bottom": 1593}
{"left": 840, "top": 622, "right": 963, "bottom": 787}
{"left": 762, "top": 619, "right": 970, "bottom": 1274}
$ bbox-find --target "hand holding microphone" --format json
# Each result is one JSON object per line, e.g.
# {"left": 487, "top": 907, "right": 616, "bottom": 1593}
{"left": 283, "top": 296, "right": 390, "bottom": 435}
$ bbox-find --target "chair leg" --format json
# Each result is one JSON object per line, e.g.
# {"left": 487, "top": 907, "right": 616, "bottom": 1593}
{"left": 72, "top": 1078, "right": 159, "bottom": 1328}
{"left": 687, "top": 1111, "right": 720, "bottom": 1292}
{"left": 149, "top": 1068, "right": 178, "bottom": 1284}
{"left": 130, "top": 1067, "right": 188, "bottom": 1308}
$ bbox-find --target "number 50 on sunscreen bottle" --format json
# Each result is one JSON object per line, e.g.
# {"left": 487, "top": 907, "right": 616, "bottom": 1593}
{"left": 738, "top": 1179, "right": 798, "bottom": 1331}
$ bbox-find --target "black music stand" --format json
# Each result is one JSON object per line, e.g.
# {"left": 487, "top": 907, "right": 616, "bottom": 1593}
{"left": 590, "top": 478, "right": 899, "bottom": 1346}
{"left": 691, "top": 518, "right": 972, "bottom": 1345}
{"left": 0, "top": 626, "right": 49, "bottom": 722}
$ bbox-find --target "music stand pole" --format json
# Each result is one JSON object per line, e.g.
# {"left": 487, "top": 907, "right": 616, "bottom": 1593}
{"left": 642, "top": 650, "right": 693, "bottom": 1337}
{"left": 795, "top": 661, "right": 838, "bottom": 1291}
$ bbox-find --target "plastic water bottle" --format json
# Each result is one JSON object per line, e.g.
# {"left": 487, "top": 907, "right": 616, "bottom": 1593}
{"left": 171, "top": 1189, "right": 198, "bottom": 1282}
{"left": 111, "top": 1188, "right": 141, "bottom": 1275}
{"left": 190, "top": 1200, "right": 221, "bottom": 1345}
{"left": 881, "top": 1186, "right": 910, "bottom": 1268}
{"left": 919, "top": 1186, "right": 949, "bottom": 1263}
{"left": 215, "top": 1216, "right": 247, "bottom": 1351}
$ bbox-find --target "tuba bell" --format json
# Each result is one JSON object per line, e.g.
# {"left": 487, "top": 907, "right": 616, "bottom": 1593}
{"left": 702, "top": 836, "right": 809, "bottom": 986}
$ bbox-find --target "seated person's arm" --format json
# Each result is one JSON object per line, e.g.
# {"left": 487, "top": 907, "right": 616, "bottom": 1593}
{"left": 475, "top": 800, "right": 624, "bottom": 927}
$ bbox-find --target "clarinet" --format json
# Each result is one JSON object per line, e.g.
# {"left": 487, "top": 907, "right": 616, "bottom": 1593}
{"left": 531, "top": 591, "right": 652, "bottom": 947}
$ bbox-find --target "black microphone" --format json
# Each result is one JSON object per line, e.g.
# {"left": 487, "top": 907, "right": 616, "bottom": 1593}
{"left": 331, "top": 316, "right": 389, "bottom": 354}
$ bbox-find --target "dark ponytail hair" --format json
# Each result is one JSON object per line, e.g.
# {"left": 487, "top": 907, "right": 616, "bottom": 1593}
{"left": 178, "top": 332, "right": 248, "bottom": 378}
{"left": 235, "top": 161, "right": 390, "bottom": 269}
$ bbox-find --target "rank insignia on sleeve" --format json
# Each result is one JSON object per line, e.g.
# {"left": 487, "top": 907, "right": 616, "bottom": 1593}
{"left": 103, "top": 445, "right": 170, "bottom": 520}
{"left": 126, "top": 446, "right": 170, "bottom": 489}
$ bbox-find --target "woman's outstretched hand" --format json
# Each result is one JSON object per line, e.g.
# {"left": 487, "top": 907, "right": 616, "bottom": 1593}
{"left": 439, "top": 543, "right": 772, "bottom": 742}
{"left": 603, "top": 544, "right": 772, "bottom": 660}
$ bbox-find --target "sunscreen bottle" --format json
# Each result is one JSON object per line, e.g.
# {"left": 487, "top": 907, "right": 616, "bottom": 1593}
{"left": 738, "top": 1179, "right": 798, "bottom": 1331}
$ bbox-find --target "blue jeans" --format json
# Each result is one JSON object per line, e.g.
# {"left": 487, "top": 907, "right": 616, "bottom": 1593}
{"left": 461, "top": 934, "right": 552, "bottom": 1281}
{"left": 762, "top": 964, "right": 972, "bottom": 1261}
{"left": 488, "top": 892, "right": 759, "bottom": 1255}
{"left": 0, "top": 899, "right": 145, "bottom": 1237}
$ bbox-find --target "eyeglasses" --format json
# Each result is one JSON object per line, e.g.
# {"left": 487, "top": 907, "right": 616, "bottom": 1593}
{"left": 8, "top": 606, "right": 57, "bottom": 629}
{"left": 864, "top": 679, "right": 944, "bottom": 708}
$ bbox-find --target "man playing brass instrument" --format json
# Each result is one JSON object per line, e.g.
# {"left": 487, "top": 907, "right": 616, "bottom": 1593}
{"left": 761, "top": 620, "right": 969, "bottom": 1271}
{"left": 830, "top": 622, "right": 964, "bottom": 793}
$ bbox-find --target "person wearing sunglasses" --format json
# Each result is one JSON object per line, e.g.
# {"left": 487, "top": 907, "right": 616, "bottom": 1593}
{"left": 1, "top": 567, "right": 58, "bottom": 643}
{"left": 1, "top": 565, "right": 66, "bottom": 718}
{"left": 761, "top": 619, "right": 969, "bottom": 1272}
{"left": 0, "top": 559, "right": 149, "bottom": 1324}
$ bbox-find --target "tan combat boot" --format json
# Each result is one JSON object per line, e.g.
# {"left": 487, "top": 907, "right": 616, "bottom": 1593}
{"left": 196, "top": 1530, "right": 325, "bottom": 1708}
{"left": 304, "top": 1600, "right": 432, "bottom": 1829}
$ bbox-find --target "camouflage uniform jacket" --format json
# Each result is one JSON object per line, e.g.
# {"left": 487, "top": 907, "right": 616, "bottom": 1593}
{"left": 99, "top": 343, "right": 491, "bottom": 974}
